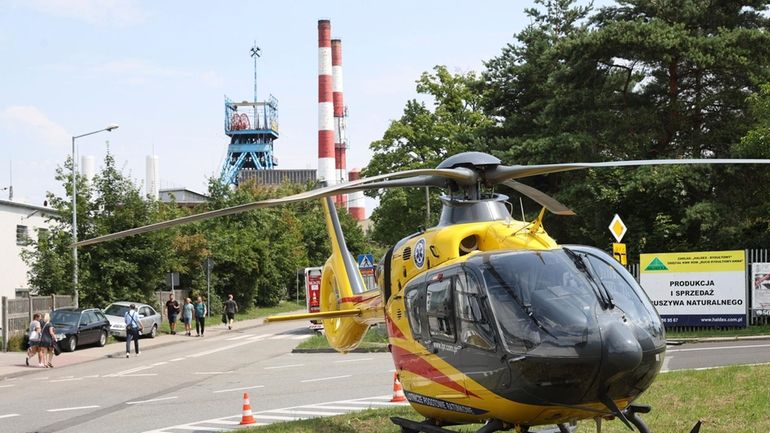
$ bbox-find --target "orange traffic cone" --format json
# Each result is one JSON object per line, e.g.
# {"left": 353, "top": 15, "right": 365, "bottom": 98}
{"left": 391, "top": 373, "right": 407, "bottom": 402}
{"left": 239, "top": 392, "right": 257, "bottom": 425}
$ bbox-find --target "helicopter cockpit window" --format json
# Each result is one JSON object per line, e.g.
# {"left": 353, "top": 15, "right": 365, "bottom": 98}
{"left": 404, "top": 282, "right": 424, "bottom": 338}
{"left": 477, "top": 251, "right": 599, "bottom": 354}
{"left": 426, "top": 278, "right": 455, "bottom": 341}
{"left": 578, "top": 248, "right": 663, "bottom": 339}
{"left": 455, "top": 272, "right": 495, "bottom": 351}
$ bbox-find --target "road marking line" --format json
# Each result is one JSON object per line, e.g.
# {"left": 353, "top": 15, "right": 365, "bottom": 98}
{"left": 253, "top": 414, "right": 300, "bottom": 421}
{"left": 32, "top": 377, "right": 49, "bottom": 381}
{"left": 127, "top": 396, "right": 178, "bottom": 405}
{"left": 667, "top": 343, "right": 770, "bottom": 353}
{"left": 268, "top": 335, "right": 288, "bottom": 339}
{"left": 47, "top": 405, "right": 100, "bottom": 412}
{"left": 290, "top": 335, "right": 311, "bottom": 340}
{"left": 246, "top": 334, "right": 273, "bottom": 341}
{"left": 194, "top": 371, "right": 232, "bottom": 375}
{"left": 50, "top": 378, "right": 83, "bottom": 383}
{"left": 152, "top": 362, "right": 168, "bottom": 366}
{"left": 272, "top": 409, "right": 344, "bottom": 416}
{"left": 169, "top": 357, "right": 186, "bottom": 362}
{"left": 0, "top": 414, "right": 19, "bottom": 419}
{"left": 213, "top": 385, "right": 264, "bottom": 394}
{"left": 189, "top": 339, "right": 255, "bottom": 358}
{"left": 0, "top": 385, "right": 15, "bottom": 388}
{"left": 342, "top": 400, "right": 407, "bottom": 406}
{"left": 83, "top": 374, "right": 100, "bottom": 378}
{"left": 307, "top": 405, "right": 364, "bottom": 410}
{"left": 264, "top": 363, "right": 304, "bottom": 370}
{"left": 120, "top": 374, "right": 158, "bottom": 377}
{"left": 206, "top": 420, "right": 240, "bottom": 425}
{"left": 300, "top": 375, "right": 351, "bottom": 383}
{"left": 334, "top": 357, "right": 373, "bottom": 363}
{"left": 225, "top": 334, "right": 253, "bottom": 341}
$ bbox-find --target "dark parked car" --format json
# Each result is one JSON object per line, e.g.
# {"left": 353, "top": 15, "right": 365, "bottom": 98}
{"left": 50, "top": 307, "right": 111, "bottom": 352}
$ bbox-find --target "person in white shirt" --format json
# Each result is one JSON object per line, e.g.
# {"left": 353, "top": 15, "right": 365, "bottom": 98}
{"left": 26, "top": 313, "right": 42, "bottom": 367}
{"left": 123, "top": 304, "right": 142, "bottom": 358}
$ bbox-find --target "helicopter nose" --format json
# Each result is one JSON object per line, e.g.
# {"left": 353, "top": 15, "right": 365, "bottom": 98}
{"left": 601, "top": 320, "right": 643, "bottom": 385}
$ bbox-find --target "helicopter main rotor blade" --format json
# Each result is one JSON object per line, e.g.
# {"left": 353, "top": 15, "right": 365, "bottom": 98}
{"left": 73, "top": 167, "right": 476, "bottom": 247}
{"left": 501, "top": 180, "right": 576, "bottom": 216}
{"left": 486, "top": 158, "right": 770, "bottom": 184}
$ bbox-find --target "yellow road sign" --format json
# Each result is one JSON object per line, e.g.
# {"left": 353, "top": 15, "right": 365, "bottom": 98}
{"left": 613, "top": 243, "right": 627, "bottom": 266}
{"left": 609, "top": 214, "right": 627, "bottom": 243}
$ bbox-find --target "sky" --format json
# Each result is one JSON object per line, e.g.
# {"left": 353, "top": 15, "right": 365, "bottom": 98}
{"left": 0, "top": 1, "right": 589, "bottom": 216}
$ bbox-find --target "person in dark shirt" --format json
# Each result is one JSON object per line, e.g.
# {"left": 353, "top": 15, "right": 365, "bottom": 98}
{"left": 165, "top": 293, "right": 181, "bottom": 335}
{"left": 223, "top": 294, "right": 239, "bottom": 330}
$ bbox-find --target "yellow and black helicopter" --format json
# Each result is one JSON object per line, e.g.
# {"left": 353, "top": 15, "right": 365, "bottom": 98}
{"left": 76, "top": 151, "right": 769, "bottom": 433}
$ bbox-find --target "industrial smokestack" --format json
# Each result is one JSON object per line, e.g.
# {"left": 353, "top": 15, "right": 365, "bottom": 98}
{"left": 80, "top": 155, "right": 95, "bottom": 184}
{"left": 332, "top": 38, "right": 348, "bottom": 207}
{"left": 347, "top": 168, "right": 365, "bottom": 221}
{"left": 317, "top": 19, "right": 336, "bottom": 185}
{"left": 146, "top": 155, "right": 159, "bottom": 200}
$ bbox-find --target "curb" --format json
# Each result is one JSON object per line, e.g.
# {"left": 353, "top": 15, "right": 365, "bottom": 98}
{"left": 667, "top": 334, "right": 770, "bottom": 344}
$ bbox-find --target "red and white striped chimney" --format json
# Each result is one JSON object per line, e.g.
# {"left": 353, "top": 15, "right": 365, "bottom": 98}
{"left": 318, "top": 20, "right": 335, "bottom": 185}
{"left": 348, "top": 168, "right": 365, "bottom": 221}
{"left": 332, "top": 38, "right": 348, "bottom": 207}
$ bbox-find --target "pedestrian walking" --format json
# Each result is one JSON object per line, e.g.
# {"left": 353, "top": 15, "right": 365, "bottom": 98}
{"left": 38, "top": 313, "right": 56, "bottom": 368}
{"left": 194, "top": 296, "right": 207, "bottom": 337}
{"left": 166, "top": 293, "right": 180, "bottom": 335}
{"left": 223, "top": 294, "right": 238, "bottom": 330}
{"left": 25, "top": 313, "right": 42, "bottom": 367}
{"left": 124, "top": 304, "right": 142, "bottom": 358}
{"left": 182, "top": 297, "right": 194, "bottom": 336}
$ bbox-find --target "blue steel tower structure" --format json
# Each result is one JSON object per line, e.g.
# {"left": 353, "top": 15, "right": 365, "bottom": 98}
{"left": 220, "top": 44, "right": 279, "bottom": 185}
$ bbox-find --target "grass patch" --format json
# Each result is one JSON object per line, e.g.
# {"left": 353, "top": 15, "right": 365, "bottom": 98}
{"left": 667, "top": 323, "right": 770, "bottom": 339}
{"left": 295, "top": 326, "right": 389, "bottom": 351}
{"left": 242, "top": 364, "right": 770, "bottom": 433}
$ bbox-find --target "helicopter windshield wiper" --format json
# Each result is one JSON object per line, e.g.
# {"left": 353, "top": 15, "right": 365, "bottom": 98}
{"left": 562, "top": 247, "right": 614, "bottom": 309}
{"left": 482, "top": 256, "right": 558, "bottom": 340}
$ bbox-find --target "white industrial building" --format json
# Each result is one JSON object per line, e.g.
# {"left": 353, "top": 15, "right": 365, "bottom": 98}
{"left": 0, "top": 200, "right": 58, "bottom": 299}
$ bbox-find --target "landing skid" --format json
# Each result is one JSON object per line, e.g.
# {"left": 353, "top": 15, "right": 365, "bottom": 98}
{"left": 390, "top": 417, "right": 575, "bottom": 433}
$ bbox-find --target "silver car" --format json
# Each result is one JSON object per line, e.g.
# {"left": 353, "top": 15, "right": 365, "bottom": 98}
{"left": 103, "top": 302, "right": 161, "bottom": 339}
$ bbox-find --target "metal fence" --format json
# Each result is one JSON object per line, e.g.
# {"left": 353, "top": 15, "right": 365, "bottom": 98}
{"left": 1, "top": 295, "right": 75, "bottom": 352}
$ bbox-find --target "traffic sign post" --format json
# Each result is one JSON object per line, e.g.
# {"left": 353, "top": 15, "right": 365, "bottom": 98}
{"left": 609, "top": 215, "right": 628, "bottom": 266}
{"left": 613, "top": 243, "right": 627, "bottom": 266}
{"left": 608, "top": 214, "right": 627, "bottom": 243}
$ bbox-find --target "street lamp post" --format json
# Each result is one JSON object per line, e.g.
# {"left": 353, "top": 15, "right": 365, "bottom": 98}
{"left": 72, "top": 124, "right": 119, "bottom": 308}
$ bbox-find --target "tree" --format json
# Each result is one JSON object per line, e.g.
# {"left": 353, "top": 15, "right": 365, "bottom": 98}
{"left": 365, "top": 66, "right": 492, "bottom": 245}
{"left": 23, "top": 152, "right": 173, "bottom": 307}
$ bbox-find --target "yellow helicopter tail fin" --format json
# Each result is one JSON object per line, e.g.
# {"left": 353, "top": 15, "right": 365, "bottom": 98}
{"left": 267, "top": 196, "right": 383, "bottom": 353}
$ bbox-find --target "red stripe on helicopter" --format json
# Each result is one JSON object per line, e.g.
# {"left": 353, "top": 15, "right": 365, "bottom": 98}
{"left": 390, "top": 345, "right": 479, "bottom": 398}
{"left": 338, "top": 295, "right": 379, "bottom": 304}
{"left": 385, "top": 313, "right": 405, "bottom": 339}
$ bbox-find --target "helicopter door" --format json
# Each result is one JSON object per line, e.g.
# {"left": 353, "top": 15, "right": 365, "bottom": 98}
{"left": 424, "top": 268, "right": 468, "bottom": 400}
{"left": 451, "top": 268, "right": 506, "bottom": 397}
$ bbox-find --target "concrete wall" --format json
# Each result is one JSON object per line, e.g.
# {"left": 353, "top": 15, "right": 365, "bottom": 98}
{"left": 0, "top": 200, "right": 57, "bottom": 299}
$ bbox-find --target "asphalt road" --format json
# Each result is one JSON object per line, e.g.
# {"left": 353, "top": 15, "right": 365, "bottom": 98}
{"left": 1, "top": 324, "right": 768, "bottom": 433}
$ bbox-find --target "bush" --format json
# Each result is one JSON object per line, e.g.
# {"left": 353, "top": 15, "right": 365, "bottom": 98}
{"left": 5, "top": 334, "right": 27, "bottom": 352}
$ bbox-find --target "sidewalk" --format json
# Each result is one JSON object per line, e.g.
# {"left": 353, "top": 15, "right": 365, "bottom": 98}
{"left": 0, "top": 315, "right": 271, "bottom": 380}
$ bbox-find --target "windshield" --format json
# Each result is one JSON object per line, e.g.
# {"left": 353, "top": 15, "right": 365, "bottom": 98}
{"left": 104, "top": 304, "right": 130, "bottom": 317}
{"left": 473, "top": 250, "right": 600, "bottom": 354}
{"left": 51, "top": 310, "right": 80, "bottom": 327}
